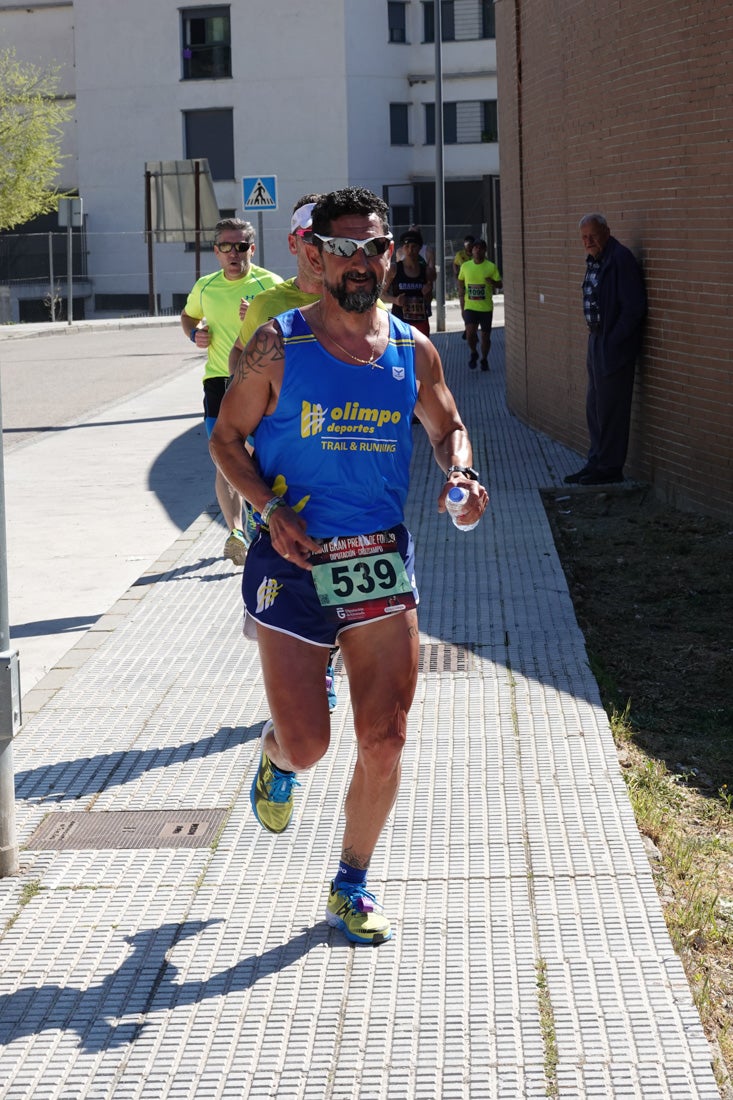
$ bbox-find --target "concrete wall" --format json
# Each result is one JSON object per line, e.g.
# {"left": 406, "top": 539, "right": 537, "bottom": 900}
{"left": 0, "top": 1, "right": 78, "bottom": 189}
{"left": 495, "top": 0, "right": 733, "bottom": 520}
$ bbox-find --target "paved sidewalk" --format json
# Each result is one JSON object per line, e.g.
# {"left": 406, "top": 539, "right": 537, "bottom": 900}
{"left": 0, "top": 326, "right": 718, "bottom": 1098}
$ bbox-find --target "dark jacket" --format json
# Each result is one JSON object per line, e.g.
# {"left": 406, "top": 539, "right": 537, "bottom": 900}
{"left": 591, "top": 236, "right": 647, "bottom": 375}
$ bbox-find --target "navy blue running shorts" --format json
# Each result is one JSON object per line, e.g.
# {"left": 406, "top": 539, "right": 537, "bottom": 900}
{"left": 242, "top": 524, "right": 419, "bottom": 647}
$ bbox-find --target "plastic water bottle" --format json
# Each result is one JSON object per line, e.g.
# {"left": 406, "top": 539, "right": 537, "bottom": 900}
{"left": 445, "top": 486, "right": 480, "bottom": 531}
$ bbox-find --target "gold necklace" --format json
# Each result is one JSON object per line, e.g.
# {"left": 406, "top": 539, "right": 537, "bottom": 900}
{"left": 321, "top": 315, "right": 384, "bottom": 368}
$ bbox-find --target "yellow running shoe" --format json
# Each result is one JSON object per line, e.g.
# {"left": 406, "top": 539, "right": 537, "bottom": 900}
{"left": 250, "top": 720, "right": 299, "bottom": 833}
{"left": 325, "top": 881, "right": 392, "bottom": 946}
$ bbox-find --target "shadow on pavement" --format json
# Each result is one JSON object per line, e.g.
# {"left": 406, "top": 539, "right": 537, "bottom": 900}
{"left": 147, "top": 422, "right": 216, "bottom": 532}
{"left": 15, "top": 725, "right": 262, "bottom": 802}
{"left": 0, "top": 918, "right": 335, "bottom": 1053}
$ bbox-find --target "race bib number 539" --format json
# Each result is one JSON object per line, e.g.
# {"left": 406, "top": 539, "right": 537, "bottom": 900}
{"left": 310, "top": 532, "right": 416, "bottom": 625}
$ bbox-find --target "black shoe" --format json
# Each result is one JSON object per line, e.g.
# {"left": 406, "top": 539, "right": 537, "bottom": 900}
{"left": 468, "top": 354, "right": 478, "bottom": 369}
{"left": 563, "top": 467, "right": 591, "bottom": 484}
{"left": 578, "top": 469, "right": 624, "bottom": 485}
{"left": 480, "top": 358, "right": 489, "bottom": 371}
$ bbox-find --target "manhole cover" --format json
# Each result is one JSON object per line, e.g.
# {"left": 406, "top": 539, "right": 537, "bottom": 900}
{"left": 26, "top": 809, "right": 227, "bottom": 851}
{"left": 419, "top": 642, "right": 476, "bottom": 673}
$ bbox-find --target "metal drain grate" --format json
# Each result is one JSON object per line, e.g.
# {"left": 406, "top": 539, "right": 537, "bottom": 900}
{"left": 26, "top": 809, "right": 227, "bottom": 851}
{"left": 332, "top": 642, "right": 476, "bottom": 675}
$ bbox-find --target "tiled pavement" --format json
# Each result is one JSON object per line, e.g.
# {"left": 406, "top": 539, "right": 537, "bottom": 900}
{"left": 0, "top": 328, "right": 720, "bottom": 1098}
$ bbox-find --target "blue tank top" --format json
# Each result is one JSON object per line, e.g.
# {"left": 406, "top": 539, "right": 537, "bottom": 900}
{"left": 253, "top": 308, "right": 418, "bottom": 538}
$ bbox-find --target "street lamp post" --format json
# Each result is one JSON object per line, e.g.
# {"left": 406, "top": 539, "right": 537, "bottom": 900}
{"left": 0, "top": 377, "right": 20, "bottom": 878}
{"left": 434, "top": 0, "right": 446, "bottom": 332}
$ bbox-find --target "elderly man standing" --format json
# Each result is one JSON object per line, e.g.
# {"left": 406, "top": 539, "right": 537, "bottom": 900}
{"left": 210, "top": 187, "right": 488, "bottom": 946}
{"left": 565, "top": 213, "right": 647, "bottom": 486}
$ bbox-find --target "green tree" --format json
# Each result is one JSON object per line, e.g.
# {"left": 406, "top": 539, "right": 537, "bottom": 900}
{"left": 0, "top": 48, "right": 74, "bottom": 231}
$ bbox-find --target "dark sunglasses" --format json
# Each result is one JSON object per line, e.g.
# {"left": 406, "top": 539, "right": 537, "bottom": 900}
{"left": 215, "top": 241, "right": 252, "bottom": 253}
{"left": 313, "top": 234, "right": 393, "bottom": 258}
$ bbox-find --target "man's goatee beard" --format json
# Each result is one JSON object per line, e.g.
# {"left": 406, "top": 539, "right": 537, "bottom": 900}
{"left": 324, "top": 276, "right": 383, "bottom": 314}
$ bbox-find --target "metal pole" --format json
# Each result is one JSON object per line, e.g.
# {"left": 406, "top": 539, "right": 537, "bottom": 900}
{"left": 257, "top": 211, "right": 265, "bottom": 268}
{"left": 434, "top": 0, "right": 446, "bottom": 331}
{"left": 0, "top": 376, "right": 20, "bottom": 878}
{"left": 66, "top": 221, "right": 73, "bottom": 325}
{"left": 145, "top": 171, "right": 157, "bottom": 317}
{"left": 48, "top": 232, "right": 56, "bottom": 323}
{"left": 194, "top": 160, "right": 202, "bottom": 283}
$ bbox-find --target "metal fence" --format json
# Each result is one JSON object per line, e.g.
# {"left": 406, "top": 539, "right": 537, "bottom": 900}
{"left": 0, "top": 224, "right": 495, "bottom": 324}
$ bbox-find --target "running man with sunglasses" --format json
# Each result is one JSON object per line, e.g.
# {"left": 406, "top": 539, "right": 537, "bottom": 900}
{"left": 181, "top": 218, "right": 282, "bottom": 566}
{"left": 210, "top": 188, "right": 487, "bottom": 946}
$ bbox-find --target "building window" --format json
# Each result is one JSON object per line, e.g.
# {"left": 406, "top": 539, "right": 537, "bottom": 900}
{"left": 388, "top": 2, "right": 408, "bottom": 43}
{"left": 390, "top": 103, "right": 410, "bottom": 145}
{"left": 425, "top": 102, "right": 455, "bottom": 144}
{"left": 481, "top": 0, "right": 496, "bottom": 38}
{"left": 425, "top": 100, "right": 497, "bottom": 144}
{"left": 181, "top": 6, "right": 231, "bottom": 80}
{"left": 184, "top": 108, "right": 234, "bottom": 179}
{"left": 423, "top": 1, "right": 455, "bottom": 42}
{"left": 481, "top": 99, "right": 498, "bottom": 142}
{"left": 423, "top": 0, "right": 494, "bottom": 42}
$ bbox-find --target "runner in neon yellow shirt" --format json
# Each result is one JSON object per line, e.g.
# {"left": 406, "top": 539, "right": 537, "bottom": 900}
{"left": 227, "top": 198, "right": 323, "bottom": 375}
{"left": 458, "top": 238, "right": 502, "bottom": 371}
{"left": 181, "top": 218, "right": 282, "bottom": 565}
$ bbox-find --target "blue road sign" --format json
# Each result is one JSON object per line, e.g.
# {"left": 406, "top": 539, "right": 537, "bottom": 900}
{"left": 242, "top": 175, "right": 278, "bottom": 211}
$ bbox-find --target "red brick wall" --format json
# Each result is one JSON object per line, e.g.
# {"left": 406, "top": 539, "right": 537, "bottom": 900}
{"left": 495, "top": 0, "right": 733, "bottom": 519}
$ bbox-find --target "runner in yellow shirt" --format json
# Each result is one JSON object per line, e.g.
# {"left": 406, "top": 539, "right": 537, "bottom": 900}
{"left": 228, "top": 195, "right": 324, "bottom": 372}
{"left": 458, "top": 238, "right": 502, "bottom": 371}
{"left": 453, "top": 234, "right": 475, "bottom": 341}
{"left": 181, "top": 218, "right": 281, "bottom": 564}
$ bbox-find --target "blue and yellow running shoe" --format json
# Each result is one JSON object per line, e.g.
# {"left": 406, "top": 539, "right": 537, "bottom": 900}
{"left": 250, "top": 720, "right": 299, "bottom": 833}
{"left": 325, "top": 881, "right": 392, "bottom": 946}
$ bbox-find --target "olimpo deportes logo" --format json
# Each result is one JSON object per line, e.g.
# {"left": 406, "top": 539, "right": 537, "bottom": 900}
{"left": 300, "top": 400, "right": 402, "bottom": 439}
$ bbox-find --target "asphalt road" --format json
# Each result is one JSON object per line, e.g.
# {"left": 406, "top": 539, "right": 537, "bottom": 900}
{"left": 2, "top": 320, "right": 193, "bottom": 451}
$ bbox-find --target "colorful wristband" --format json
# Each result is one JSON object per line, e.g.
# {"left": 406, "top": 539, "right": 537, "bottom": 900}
{"left": 260, "top": 497, "right": 286, "bottom": 526}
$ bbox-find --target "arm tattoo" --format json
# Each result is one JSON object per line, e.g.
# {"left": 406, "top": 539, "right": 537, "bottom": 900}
{"left": 234, "top": 327, "right": 285, "bottom": 384}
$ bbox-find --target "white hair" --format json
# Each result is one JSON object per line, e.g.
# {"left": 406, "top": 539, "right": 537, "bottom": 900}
{"left": 578, "top": 213, "right": 609, "bottom": 230}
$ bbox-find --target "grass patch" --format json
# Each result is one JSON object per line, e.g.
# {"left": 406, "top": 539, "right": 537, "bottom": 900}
{"left": 536, "top": 958, "right": 559, "bottom": 1098}
{"left": 3, "top": 877, "right": 43, "bottom": 933}
{"left": 544, "top": 487, "right": 733, "bottom": 1091}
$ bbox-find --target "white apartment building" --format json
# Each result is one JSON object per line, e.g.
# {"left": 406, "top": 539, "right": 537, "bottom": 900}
{"left": 1, "top": 0, "right": 499, "bottom": 321}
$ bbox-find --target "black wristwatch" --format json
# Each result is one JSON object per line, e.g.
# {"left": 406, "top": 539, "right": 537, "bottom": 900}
{"left": 446, "top": 465, "right": 480, "bottom": 481}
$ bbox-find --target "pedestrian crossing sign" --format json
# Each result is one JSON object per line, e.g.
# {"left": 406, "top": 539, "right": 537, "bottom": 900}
{"left": 242, "top": 175, "right": 278, "bottom": 211}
